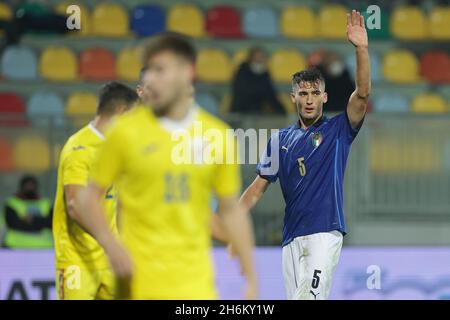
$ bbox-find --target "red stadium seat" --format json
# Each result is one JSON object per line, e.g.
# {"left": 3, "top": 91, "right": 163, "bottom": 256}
{"left": 420, "top": 50, "right": 450, "bottom": 84}
{"left": 0, "top": 137, "right": 14, "bottom": 171}
{"left": 0, "top": 93, "right": 28, "bottom": 126}
{"left": 206, "top": 6, "right": 242, "bottom": 38}
{"left": 79, "top": 48, "right": 116, "bottom": 81}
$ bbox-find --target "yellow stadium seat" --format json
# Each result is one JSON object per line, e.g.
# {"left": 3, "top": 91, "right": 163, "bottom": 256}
{"left": 39, "top": 46, "right": 78, "bottom": 81}
{"left": 278, "top": 94, "right": 296, "bottom": 114}
{"left": 319, "top": 4, "right": 347, "bottom": 39}
{"left": 55, "top": 2, "right": 91, "bottom": 36}
{"left": 0, "top": 3, "right": 12, "bottom": 20}
{"left": 92, "top": 3, "right": 129, "bottom": 37}
{"left": 197, "top": 49, "right": 232, "bottom": 83}
{"left": 13, "top": 136, "right": 50, "bottom": 172}
{"left": 411, "top": 93, "right": 447, "bottom": 113}
{"left": 382, "top": 49, "right": 420, "bottom": 83}
{"left": 167, "top": 4, "right": 204, "bottom": 38}
{"left": 281, "top": 6, "right": 316, "bottom": 39}
{"left": 269, "top": 49, "right": 306, "bottom": 83}
{"left": 370, "top": 138, "right": 440, "bottom": 174}
{"left": 429, "top": 6, "right": 450, "bottom": 40}
{"left": 116, "top": 47, "right": 142, "bottom": 81}
{"left": 232, "top": 48, "right": 249, "bottom": 71}
{"left": 390, "top": 6, "right": 427, "bottom": 40}
{"left": 66, "top": 92, "right": 97, "bottom": 127}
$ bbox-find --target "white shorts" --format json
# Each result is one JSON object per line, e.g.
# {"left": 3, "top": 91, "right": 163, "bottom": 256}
{"left": 282, "top": 230, "right": 343, "bottom": 300}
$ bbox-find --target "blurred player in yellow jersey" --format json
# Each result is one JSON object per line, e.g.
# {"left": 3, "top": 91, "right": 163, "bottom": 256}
{"left": 53, "top": 82, "right": 138, "bottom": 299}
{"left": 79, "top": 33, "right": 257, "bottom": 299}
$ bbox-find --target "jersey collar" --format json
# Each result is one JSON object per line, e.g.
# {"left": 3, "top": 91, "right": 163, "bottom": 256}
{"left": 159, "top": 103, "right": 199, "bottom": 133}
{"left": 88, "top": 122, "right": 105, "bottom": 140}
{"left": 295, "top": 114, "right": 327, "bottom": 131}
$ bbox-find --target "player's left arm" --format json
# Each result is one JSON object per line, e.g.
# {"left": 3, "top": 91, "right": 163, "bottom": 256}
{"left": 346, "top": 10, "right": 371, "bottom": 129}
{"left": 210, "top": 213, "right": 229, "bottom": 243}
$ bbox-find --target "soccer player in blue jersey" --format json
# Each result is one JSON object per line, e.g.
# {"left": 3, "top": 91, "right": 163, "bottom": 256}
{"left": 238, "top": 10, "right": 371, "bottom": 300}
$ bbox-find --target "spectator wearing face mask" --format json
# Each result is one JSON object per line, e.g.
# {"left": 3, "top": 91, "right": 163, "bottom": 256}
{"left": 230, "top": 47, "right": 286, "bottom": 114}
{"left": 2, "top": 175, "right": 53, "bottom": 249}
{"left": 309, "top": 50, "right": 355, "bottom": 112}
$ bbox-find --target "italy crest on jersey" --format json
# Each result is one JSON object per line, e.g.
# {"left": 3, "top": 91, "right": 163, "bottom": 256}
{"left": 311, "top": 132, "right": 322, "bottom": 147}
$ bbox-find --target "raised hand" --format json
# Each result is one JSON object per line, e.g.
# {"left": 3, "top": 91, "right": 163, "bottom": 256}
{"left": 347, "top": 10, "right": 368, "bottom": 48}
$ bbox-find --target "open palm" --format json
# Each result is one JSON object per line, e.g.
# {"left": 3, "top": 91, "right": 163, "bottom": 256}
{"left": 347, "top": 10, "right": 368, "bottom": 48}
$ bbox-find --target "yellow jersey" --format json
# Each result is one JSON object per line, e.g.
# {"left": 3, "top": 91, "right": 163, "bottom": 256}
{"left": 90, "top": 105, "right": 241, "bottom": 299}
{"left": 53, "top": 123, "right": 117, "bottom": 270}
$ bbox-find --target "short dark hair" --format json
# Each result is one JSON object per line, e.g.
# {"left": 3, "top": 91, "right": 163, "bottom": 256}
{"left": 97, "top": 82, "right": 138, "bottom": 115}
{"left": 292, "top": 68, "right": 325, "bottom": 89}
{"left": 142, "top": 32, "right": 196, "bottom": 66}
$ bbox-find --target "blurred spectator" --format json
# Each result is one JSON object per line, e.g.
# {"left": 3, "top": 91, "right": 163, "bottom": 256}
{"left": 230, "top": 47, "right": 286, "bottom": 114}
{"left": 0, "top": 0, "right": 68, "bottom": 48}
{"left": 2, "top": 174, "right": 53, "bottom": 249}
{"left": 309, "top": 49, "right": 355, "bottom": 112}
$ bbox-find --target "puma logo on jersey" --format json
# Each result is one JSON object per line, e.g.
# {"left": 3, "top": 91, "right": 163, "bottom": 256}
{"left": 310, "top": 290, "right": 319, "bottom": 300}
{"left": 281, "top": 146, "right": 289, "bottom": 152}
{"left": 72, "top": 145, "right": 85, "bottom": 151}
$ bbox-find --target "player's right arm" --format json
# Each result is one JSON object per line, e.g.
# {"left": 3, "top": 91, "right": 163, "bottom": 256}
{"left": 239, "top": 175, "right": 270, "bottom": 212}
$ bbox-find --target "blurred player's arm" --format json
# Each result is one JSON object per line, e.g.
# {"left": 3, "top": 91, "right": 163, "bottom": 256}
{"left": 346, "top": 9, "right": 371, "bottom": 128}
{"left": 239, "top": 175, "right": 270, "bottom": 212}
{"left": 210, "top": 213, "right": 229, "bottom": 243}
{"left": 217, "top": 195, "right": 257, "bottom": 300}
{"left": 64, "top": 185, "right": 89, "bottom": 230}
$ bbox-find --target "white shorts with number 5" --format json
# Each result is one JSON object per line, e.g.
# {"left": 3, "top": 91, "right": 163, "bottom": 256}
{"left": 282, "top": 230, "right": 343, "bottom": 300}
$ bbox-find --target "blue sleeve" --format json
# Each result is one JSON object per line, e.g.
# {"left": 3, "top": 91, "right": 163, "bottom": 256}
{"left": 256, "top": 133, "right": 280, "bottom": 183}
{"left": 336, "top": 111, "right": 364, "bottom": 143}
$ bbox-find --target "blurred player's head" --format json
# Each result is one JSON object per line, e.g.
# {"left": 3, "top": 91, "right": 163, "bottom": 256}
{"left": 97, "top": 81, "right": 138, "bottom": 118}
{"left": 139, "top": 32, "right": 196, "bottom": 117}
{"left": 247, "top": 47, "right": 268, "bottom": 74}
{"left": 291, "top": 69, "right": 328, "bottom": 123}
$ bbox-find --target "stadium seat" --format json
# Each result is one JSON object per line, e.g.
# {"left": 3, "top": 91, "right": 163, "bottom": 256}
{"left": 66, "top": 92, "right": 97, "bottom": 128}
{"left": 390, "top": 6, "right": 427, "bottom": 40}
{"left": 206, "top": 5, "right": 242, "bottom": 38}
{"left": 79, "top": 48, "right": 116, "bottom": 81}
{"left": 280, "top": 6, "right": 316, "bottom": 39}
{"left": 1, "top": 45, "right": 38, "bottom": 80}
{"left": 232, "top": 48, "right": 249, "bottom": 71}
{"left": 411, "top": 93, "right": 447, "bottom": 114}
{"left": 92, "top": 3, "right": 129, "bottom": 37}
{"left": 0, "top": 3, "right": 12, "bottom": 21}
{"left": 420, "top": 50, "right": 450, "bottom": 84}
{"left": 346, "top": 50, "right": 382, "bottom": 83}
{"left": 13, "top": 135, "right": 50, "bottom": 172}
{"left": 319, "top": 4, "right": 348, "bottom": 39}
{"left": 382, "top": 49, "right": 420, "bottom": 83}
{"left": 66, "top": 92, "right": 97, "bottom": 115}
{"left": 39, "top": 46, "right": 78, "bottom": 81}
{"left": 27, "top": 91, "right": 66, "bottom": 127}
{"left": 55, "top": 2, "right": 91, "bottom": 36}
{"left": 0, "top": 93, "right": 28, "bottom": 126}
{"left": 116, "top": 47, "right": 142, "bottom": 81}
{"left": 243, "top": 6, "right": 278, "bottom": 38}
{"left": 269, "top": 49, "right": 306, "bottom": 83}
{"left": 373, "top": 93, "right": 409, "bottom": 113}
{"left": 429, "top": 6, "right": 450, "bottom": 40}
{"left": 131, "top": 5, "right": 165, "bottom": 37}
{"left": 196, "top": 49, "right": 232, "bottom": 83}
{"left": 0, "top": 138, "right": 13, "bottom": 171}
{"left": 195, "top": 92, "right": 219, "bottom": 115}
{"left": 167, "top": 4, "right": 204, "bottom": 38}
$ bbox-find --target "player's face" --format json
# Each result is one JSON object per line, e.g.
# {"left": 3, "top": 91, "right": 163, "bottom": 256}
{"left": 291, "top": 81, "right": 328, "bottom": 121}
{"left": 141, "top": 50, "right": 194, "bottom": 116}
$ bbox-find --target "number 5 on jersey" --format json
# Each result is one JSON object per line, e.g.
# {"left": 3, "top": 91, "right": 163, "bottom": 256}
{"left": 297, "top": 157, "right": 306, "bottom": 177}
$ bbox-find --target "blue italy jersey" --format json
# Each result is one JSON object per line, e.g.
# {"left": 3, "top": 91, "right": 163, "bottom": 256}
{"left": 256, "top": 111, "right": 363, "bottom": 246}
